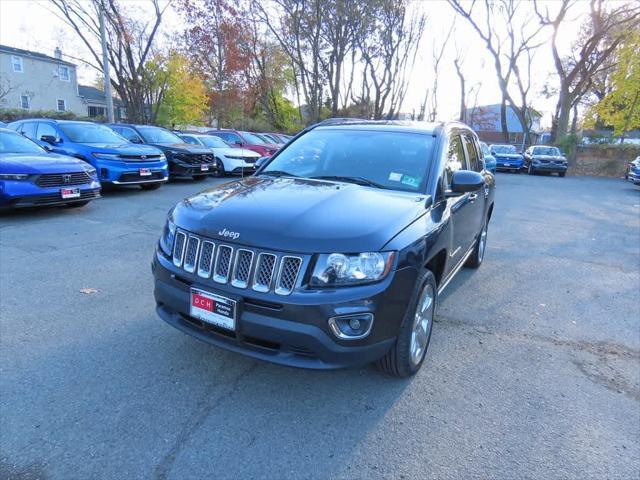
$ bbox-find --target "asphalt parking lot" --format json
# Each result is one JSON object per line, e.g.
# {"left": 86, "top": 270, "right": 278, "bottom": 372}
{"left": 1, "top": 173, "right": 639, "bottom": 479}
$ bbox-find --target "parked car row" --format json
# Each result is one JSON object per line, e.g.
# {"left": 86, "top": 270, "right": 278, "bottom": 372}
{"left": 485, "top": 143, "right": 568, "bottom": 177}
{"left": 1, "top": 119, "right": 291, "bottom": 209}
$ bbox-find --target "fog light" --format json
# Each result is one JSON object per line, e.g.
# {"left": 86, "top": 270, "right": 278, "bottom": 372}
{"left": 328, "top": 313, "right": 374, "bottom": 340}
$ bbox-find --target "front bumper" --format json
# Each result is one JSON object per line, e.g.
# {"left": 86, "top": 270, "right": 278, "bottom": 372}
{"left": 627, "top": 171, "right": 640, "bottom": 185}
{"left": 152, "top": 249, "right": 415, "bottom": 369}
{"left": 169, "top": 158, "right": 219, "bottom": 178}
{"left": 93, "top": 158, "right": 169, "bottom": 184}
{"left": 531, "top": 162, "right": 567, "bottom": 172}
{"left": 0, "top": 179, "right": 101, "bottom": 208}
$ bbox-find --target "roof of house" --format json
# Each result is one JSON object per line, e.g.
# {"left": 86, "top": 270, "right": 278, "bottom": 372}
{"left": 465, "top": 104, "right": 542, "bottom": 134}
{"left": 78, "top": 85, "right": 124, "bottom": 107}
{"left": 0, "top": 44, "right": 76, "bottom": 67}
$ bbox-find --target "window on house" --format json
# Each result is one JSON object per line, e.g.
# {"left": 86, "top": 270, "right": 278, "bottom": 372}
{"left": 57, "top": 99, "right": 66, "bottom": 112}
{"left": 12, "top": 56, "right": 23, "bottom": 72}
{"left": 88, "top": 106, "right": 106, "bottom": 117}
{"left": 58, "top": 65, "right": 70, "bottom": 81}
{"left": 20, "top": 95, "right": 30, "bottom": 109}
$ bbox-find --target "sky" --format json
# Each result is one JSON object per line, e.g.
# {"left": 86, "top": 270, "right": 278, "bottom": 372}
{"left": 0, "top": 0, "right": 591, "bottom": 128}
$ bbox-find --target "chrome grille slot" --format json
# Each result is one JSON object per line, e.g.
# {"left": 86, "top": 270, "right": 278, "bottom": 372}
{"left": 213, "top": 245, "right": 233, "bottom": 283}
{"left": 252, "top": 253, "right": 276, "bottom": 292}
{"left": 35, "top": 171, "right": 91, "bottom": 187}
{"left": 275, "top": 256, "right": 302, "bottom": 295}
{"left": 173, "top": 231, "right": 187, "bottom": 267}
{"left": 197, "top": 241, "right": 215, "bottom": 278}
{"left": 231, "top": 249, "right": 254, "bottom": 288}
{"left": 183, "top": 236, "right": 200, "bottom": 273}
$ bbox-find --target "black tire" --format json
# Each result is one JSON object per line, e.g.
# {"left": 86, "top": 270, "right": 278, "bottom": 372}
{"left": 559, "top": 171, "right": 566, "bottom": 177}
{"left": 211, "top": 158, "right": 225, "bottom": 177}
{"left": 376, "top": 269, "right": 437, "bottom": 378}
{"left": 63, "top": 201, "right": 90, "bottom": 208}
{"left": 192, "top": 174, "right": 207, "bottom": 181}
{"left": 141, "top": 183, "right": 162, "bottom": 190}
{"left": 465, "top": 219, "right": 488, "bottom": 269}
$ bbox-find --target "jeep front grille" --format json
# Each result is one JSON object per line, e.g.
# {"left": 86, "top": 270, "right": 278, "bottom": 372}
{"left": 170, "top": 230, "right": 303, "bottom": 295}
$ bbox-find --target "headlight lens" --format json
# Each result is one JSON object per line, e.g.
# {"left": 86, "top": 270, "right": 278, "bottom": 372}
{"left": 85, "top": 167, "right": 97, "bottom": 176}
{"left": 310, "top": 252, "right": 395, "bottom": 287}
{"left": 0, "top": 173, "right": 30, "bottom": 180}
{"left": 159, "top": 216, "right": 176, "bottom": 256}
{"left": 92, "top": 152, "right": 121, "bottom": 160}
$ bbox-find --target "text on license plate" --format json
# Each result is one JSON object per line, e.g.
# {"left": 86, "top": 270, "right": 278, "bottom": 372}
{"left": 140, "top": 168, "right": 151, "bottom": 176}
{"left": 201, "top": 165, "right": 209, "bottom": 171}
{"left": 61, "top": 187, "right": 80, "bottom": 199}
{"left": 190, "top": 288, "right": 236, "bottom": 330}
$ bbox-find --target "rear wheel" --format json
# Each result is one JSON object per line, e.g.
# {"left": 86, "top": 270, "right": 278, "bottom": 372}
{"left": 376, "top": 270, "right": 437, "bottom": 378}
{"left": 466, "top": 219, "right": 488, "bottom": 269}
{"left": 141, "top": 183, "right": 162, "bottom": 190}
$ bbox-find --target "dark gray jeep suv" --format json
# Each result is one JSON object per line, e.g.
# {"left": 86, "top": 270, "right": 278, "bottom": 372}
{"left": 152, "top": 120, "right": 495, "bottom": 377}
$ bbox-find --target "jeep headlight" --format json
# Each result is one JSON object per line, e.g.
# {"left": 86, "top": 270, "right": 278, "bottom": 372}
{"left": 310, "top": 252, "right": 395, "bottom": 287}
{"left": 159, "top": 215, "right": 176, "bottom": 256}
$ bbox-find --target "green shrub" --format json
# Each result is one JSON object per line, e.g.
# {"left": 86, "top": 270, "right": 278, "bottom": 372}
{"left": 0, "top": 109, "right": 78, "bottom": 122}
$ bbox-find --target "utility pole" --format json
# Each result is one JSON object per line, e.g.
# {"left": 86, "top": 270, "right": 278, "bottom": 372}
{"left": 99, "top": 2, "right": 115, "bottom": 123}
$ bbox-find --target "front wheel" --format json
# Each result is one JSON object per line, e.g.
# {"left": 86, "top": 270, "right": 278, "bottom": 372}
{"left": 528, "top": 164, "right": 535, "bottom": 175}
{"left": 211, "top": 158, "right": 225, "bottom": 177}
{"left": 376, "top": 270, "right": 437, "bottom": 378}
{"left": 466, "top": 220, "right": 488, "bottom": 269}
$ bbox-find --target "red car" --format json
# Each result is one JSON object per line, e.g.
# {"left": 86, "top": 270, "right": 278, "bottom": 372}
{"left": 207, "top": 129, "right": 280, "bottom": 157}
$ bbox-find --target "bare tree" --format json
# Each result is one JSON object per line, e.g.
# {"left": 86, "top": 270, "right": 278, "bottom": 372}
{"left": 427, "top": 21, "right": 455, "bottom": 122}
{"left": 448, "top": 0, "right": 544, "bottom": 144}
{"left": 0, "top": 77, "right": 17, "bottom": 103}
{"left": 453, "top": 41, "right": 482, "bottom": 124}
{"left": 357, "top": 0, "right": 426, "bottom": 119}
{"left": 49, "top": 0, "right": 169, "bottom": 123}
{"left": 534, "top": 0, "right": 640, "bottom": 140}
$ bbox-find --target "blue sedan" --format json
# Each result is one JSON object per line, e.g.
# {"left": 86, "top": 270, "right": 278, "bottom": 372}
{"left": 0, "top": 128, "right": 101, "bottom": 209}
{"left": 490, "top": 144, "right": 524, "bottom": 172}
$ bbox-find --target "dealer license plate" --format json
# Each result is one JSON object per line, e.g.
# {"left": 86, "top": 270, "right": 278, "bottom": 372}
{"left": 61, "top": 187, "right": 80, "bottom": 199}
{"left": 140, "top": 168, "right": 151, "bottom": 176}
{"left": 190, "top": 288, "right": 236, "bottom": 330}
{"left": 200, "top": 165, "right": 210, "bottom": 172}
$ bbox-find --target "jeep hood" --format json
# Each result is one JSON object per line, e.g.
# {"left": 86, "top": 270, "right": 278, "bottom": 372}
{"left": 172, "top": 176, "right": 428, "bottom": 253}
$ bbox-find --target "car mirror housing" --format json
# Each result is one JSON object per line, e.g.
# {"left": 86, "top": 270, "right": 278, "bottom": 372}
{"left": 451, "top": 170, "right": 484, "bottom": 194}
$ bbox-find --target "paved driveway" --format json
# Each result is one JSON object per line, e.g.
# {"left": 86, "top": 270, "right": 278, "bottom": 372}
{"left": 1, "top": 174, "right": 639, "bottom": 479}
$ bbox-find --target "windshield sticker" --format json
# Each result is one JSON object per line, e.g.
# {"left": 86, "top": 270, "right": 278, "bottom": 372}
{"left": 401, "top": 175, "right": 420, "bottom": 188}
{"left": 388, "top": 172, "right": 403, "bottom": 181}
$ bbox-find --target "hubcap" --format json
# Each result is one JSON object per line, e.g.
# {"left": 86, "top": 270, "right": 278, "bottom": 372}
{"left": 410, "top": 284, "right": 434, "bottom": 366}
{"left": 478, "top": 224, "right": 487, "bottom": 261}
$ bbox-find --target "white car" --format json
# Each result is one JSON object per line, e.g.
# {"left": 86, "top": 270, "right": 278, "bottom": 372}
{"left": 178, "top": 133, "right": 260, "bottom": 176}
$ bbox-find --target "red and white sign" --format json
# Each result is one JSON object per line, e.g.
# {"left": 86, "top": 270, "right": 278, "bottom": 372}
{"left": 190, "top": 288, "right": 236, "bottom": 330}
{"left": 60, "top": 187, "right": 80, "bottom": 199}
{"left": 140, "top": 168, "right": 152, "bottom": 176}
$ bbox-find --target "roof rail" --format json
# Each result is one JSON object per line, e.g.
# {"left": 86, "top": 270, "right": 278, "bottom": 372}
{"left": 313, "top": 118, "right": 370, "bottom": 126}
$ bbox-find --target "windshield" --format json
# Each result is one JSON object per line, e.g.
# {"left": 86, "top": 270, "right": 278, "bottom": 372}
{"left": 0, "top": 131, "right": 45, "bottom": 154}
{"left": 480, "top": 142, "right": 490, "bottom": 155}
{"left": 137, "top": 126, "right": 183, "bottom": 144}
{"left": 533, "top": 146, "right": 561, "bottom": 156}
{"left": 240, "top": 131, "right": 267, "bottom": 144}
{"left": 59, "top": 123, "right": 127, "bottom": 144}
{"left": 261, "top": 129, "right": 434, "bottom": 193}
{"left": 198, "top": 135, "right": 229, "bottom": 148}
{"left": 491, "top": 145, "right": 517, "bottom": 154}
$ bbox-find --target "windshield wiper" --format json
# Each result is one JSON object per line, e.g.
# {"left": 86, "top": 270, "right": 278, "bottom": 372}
{"left": 260, "top": 170, "right": 298, "bottom": 178}
{"left": 310, "top": 175, "right": 385, "bottom": 189}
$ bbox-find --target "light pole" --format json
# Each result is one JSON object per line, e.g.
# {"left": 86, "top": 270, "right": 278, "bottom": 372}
{"left": 98, "top": 1, "right": 115, "bottom": 123}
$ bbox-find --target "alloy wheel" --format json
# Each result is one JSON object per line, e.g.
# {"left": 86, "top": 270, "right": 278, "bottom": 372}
{"left": 410, "top": 284, "right": 434, "bottom": 366}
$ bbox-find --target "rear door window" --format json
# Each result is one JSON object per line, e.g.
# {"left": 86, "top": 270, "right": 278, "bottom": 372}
{"left": 462, "top": 134, "right": 482, "bottom": 172}
{"left": 36, "top": 123, "right": 59, "bottom": 141}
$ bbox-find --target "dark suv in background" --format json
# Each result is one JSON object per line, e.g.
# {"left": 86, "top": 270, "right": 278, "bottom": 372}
{"left": 523, "top": 145, "right": 568, "bottom": 176}
{"left": 152, "top": 120, "right": 495, "bottom": 377}
{"left": 108, "top": 124, "right": 219, "bottom": 179}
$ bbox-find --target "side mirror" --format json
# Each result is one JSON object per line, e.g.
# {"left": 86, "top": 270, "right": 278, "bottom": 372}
{"left": 40, "top": 135, "right": 58, "bottom": 145}
{"left": 234, "top": 140, "right": 243, "bottom": 146}
{"left": 451, "top": 170, "right": 484, "bottom": 194}
{"left": 129, "top": 137, "right": 143, "bottom": 144}
{"left": 255, "top": 156, "right": 270, "bottom": 169}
